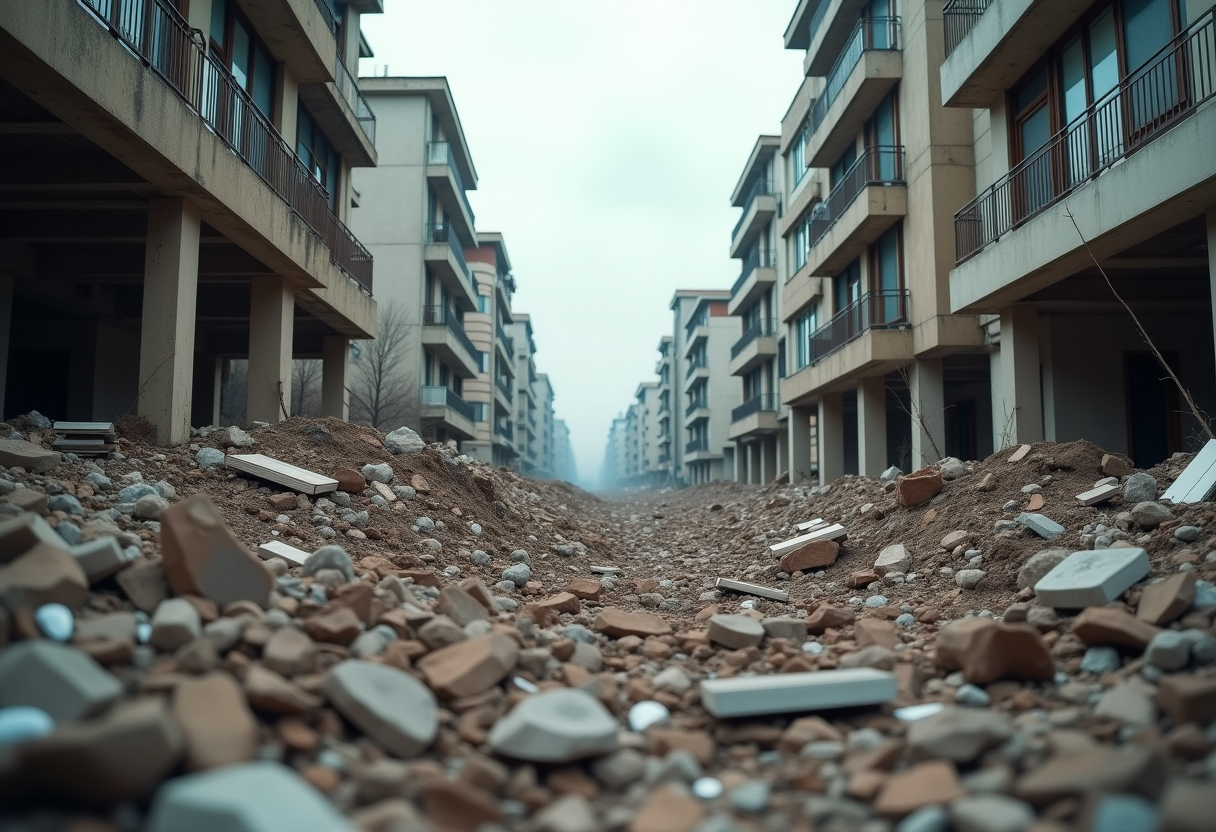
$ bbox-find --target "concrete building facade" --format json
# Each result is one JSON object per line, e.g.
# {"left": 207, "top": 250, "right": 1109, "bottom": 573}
{"left": 679, "top": 291, "right": 741, "bottom": 485}
{"left": 464, "top": 232, "right": 518, "bottom": 468}
{"left": 1, "top": 0, "right": 381, "bottom": 441}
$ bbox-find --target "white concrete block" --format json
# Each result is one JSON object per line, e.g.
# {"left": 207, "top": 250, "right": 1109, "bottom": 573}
{"left": 224, "top": 454, "right": 338, "bottom": 495}
{"left": 257, "top": 540, "right": 309, "bottom": 567}
{"left": 700, "top": 668, "right": 896, "bottom": 717}
{"left": 715, "top": 578, "right": 788, "bottom": 603}
{"left": 769, "top": 524, "right": 846, "bottom": 557}
{"left": 1033, "top": 548, "right": 1150, "bottom": 608}
{"left": 795, "top": 518, "right": 826, "bottom": 532}
{"left": 1162, "top": 439, "right": 1216, "bottom": 504}
{"left": 1076, "top": 483, "right": 1121, "bottom": 506}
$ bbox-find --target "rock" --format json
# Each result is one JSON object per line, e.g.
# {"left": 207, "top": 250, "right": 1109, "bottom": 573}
{"left": 1072, "top": 606, "right": 1160, "bottom": 651}
{"left": 34, "top": 602, "right": 74, "bottom": 641}
{"left": 761, "top": 617, "right": 807, "bottom": 641}
{"left": 1017, "top": 550, "right": 1069, "bottom": 590}
{"left": 0, "top": 512, "right": 63, "bottom": 564}
{"left": 417, "top": 615, "right": 466, "bottom": 650}
{"left": 591, "top": 748, "right": 647, "bottom": 789}
{"left": 875, "top": 760, "right": 966, "bottom": 817}
{"left": 219, "top": 425, "right": 253, "bottom": 448}
{"left": 594, "top": 607, "right": 672, "bottom": 638}
{"left": 149, "top": 598, "right": 202, "bottom": 651}
{"left": 941, "top": 530, "right": 969, "bottom": 550}
{"left": 839, "top": 645, "right": 897, "bottom": 670}
{"left": 855, "top": 618, "right": 900, "bottom": 649}
{"left": 502, "top": 563, "right": 532, "bottom": 587}
{"left": 934, "top": 618, "right": 1053, "bottom": 683}
{"left": 242, "top": 664, "right": 320, "bottom": 714}
{"left": 629, "top": 785, "right": 705, "bottom": 832}
{"left": 146, "top": 761, "right": 351, "bottom": 831}
{"left": 2, "top": 697, "right": 182, "bottom": 804}
{"left": 1130, "top": 501, "right": 1173, "bottom": 528}
{"left": 321, "top": 660, "right": 438, "bottom": 757}
{"left": 1033, "top": 548, "right": 1150, "bottom": 608}
{"left": 1094, "top": 682, "right": 1156, "bottom": 726}
{"left": 806, "top": 605, "right": 855, "bottom": 633}
{"left": 874, "top": 544, "right": 912, "bottom": 576}
{"left": 907, "top": 707, "right": 1013, "bottom": 762}
{"left": 706, "top": 614, "right": 765, "bottom": 649}
{"left": 652, "top": 666, "right": 691, "bottom": 694}
{"left": 1017, "top": 513, "right": 1064, "bottom": 539}
{"left": 384, "top": 426, "right": 426, "bottom": 455}
{"left": 47, "top": 494, "right": 83, "bottom": 515}
{"left": 1101, "top": 454, "right": 1133, "bottom": 478}
{"left": 895, "top": 468, "right": 943, "bottom": 509}
{"left": 938, "top": 458, "right": 966, "bottom": 480}
{"left": 160, "top": 495, "right": 272, "bottom": 609}
{"left": 1122, "top": 472, "right": 1157, "bottom": 503}
{"left": 950, "top": 794, "right": 1036, "bottom": 832}
{"left": 118, "top": 483, "right": 158, "bottom": 504}
{"left": 488, "top": 688, "right": 618, "bottom": 763}
{"left": 72, "top": 537, "right": 133, "bottom": 583}
{"left": 0, "top": 438, "right": 58, "bottom": 472}
{"left": 301, "top": 545, "right": 355, "bottom": 584}
{"left": 436, "top": 585, "right": 490, "bottom": 627}
{"left": 880, "top": 466, "right": 902, "bottom": 483}
{"left": 0, "top": 540, "right": 88, "bottom": 612}
{"left": 172, "top": 672, "right": 256, "bottom": 771}
{"left": 730, "top": 779, "right": 770, "bottom": 813}
{"left": 955, "top": 569, "right": 986, "bottom": 589}
{"left": 1160, "top": 778, "right": 1213, "bottom": 832}
{"left": 1157, "top": 674, "right": 1216, "bottom": 724}
{"left": 2, "top": 487, "right": 47, "bottom": 514}
{"left": 1080, "top": 645, "right": 1121, "bottom": 674}
{"left": 1145, "top": 630, "right": 1191, "bottom": 671}
{"left": 195, "top": 447, "right": 225, "bottom": 469}
{"left": 531, "top": 795, "right": 598, "bottom": 832}
{"left": 333, "top": 467, "right": 364, "bottom": 493}
{"left": 133, "top": 494, "right": 169, "bottom": 520}
{"left": 416, "top": 632, "right": 519, "bottom": 699}
{"left": 0, "top": 640, "right": 123, "bottom": 722}
{"left": 114, "top": 558, "right": 170, "bottom": 613}
{"left": 779, "top": 539, "right": 840, "bottom": 572}
{"left": 301, "top": 606, "right": 360, "bottom": 645}
{"left": 261, "top": 626, "right": 316, "bottom": 677}
{"left": 361, "top": 463, "right": 394, "bottom": 484}
{"left": 0, "top": 706, "right": 54, "bottom": 746}
{"left": 1173, "top": 525, "right": 1202, "bottom": 542}
{"left": 1015, "top": 745, "right": 1165, "bottom": 806}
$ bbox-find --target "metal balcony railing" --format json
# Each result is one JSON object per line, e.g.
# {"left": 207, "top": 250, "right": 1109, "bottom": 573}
{"left": 425, "top": 223, "right": 474, "bottom": 292}
{"left": 427, "top": 141, "right": 476, "bottom": 226}
{"left": 810, "top": 18, "right": 902, "bottom": 139}
{"left": 954, "top": 8, "right": 1216, "bottom": 263}
{"left": 421, "top": 385, "right": 475, "bottom": 422}
{"left": 807, "top": 289, "right": 909, "bottom": 365}
{"left": 731, "top": 319, "right": 776, "bottom": 359}
{"left": 807, "top": 0, "right": 831, "bottom": 51}
{"left": 686, "top": 437, "right": 709, "bottom": 454}
{"left": 732, "top": 393, "right": 777, "bottom": 423}
{"left": 731, "top": 178, "right": 776, "bottom": 240}
{"left": 496, "top": 320, "right": 515, "bottom": 359}
{"left": 809, "top": 146, "right": 905, "bottom": 249}
{"left": 312, "top": 0, "right": 340, "bottom": 35}
{"left": 494, "top": 421, "right": 513, "bottom": 438}
{"left": 77, "top": 0, "right": 374, "bottom": 294}
{"left": 731, "top": 248, "right": 776, "bottom": 297}
{"left": 496, "top": 375, "right": 514, "bottom": 403}
{"left": 333, "top": 54, "right": 376, "bottom": 146}
{"left": 685, "top": 398, "right": 708, "bottom": 418}
{"left": 942, "top": 0, "right": 992, "bottom": 58}
{"left": 685, "top": 358, "right": 707, "bottom": 379}
{"left": 422, "top": 306, "right": 479, "bottom": 364}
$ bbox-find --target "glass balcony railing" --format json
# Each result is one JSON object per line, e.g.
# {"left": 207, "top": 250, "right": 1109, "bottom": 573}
{"left": 684, "top": 398, "right": 708, "bottom": 418}
{"left": 427, "top": 141, "right": 476, "bottom": 227}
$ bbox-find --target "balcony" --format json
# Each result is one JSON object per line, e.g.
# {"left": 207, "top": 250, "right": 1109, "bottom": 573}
{"left": 421, "top": 306, "right": 480, "bottom": 378}
{"left": 298, "top": 52, "right": 376, "bottom": 166}
{"left": 806, "top": 18, "right": 902, "bottom": 169}
{"left": 729, "top": 178, "right": 780, "bottom": 258}
{"left": 802, "top": 0, "right": 874, "bottom": 77}
{"left": 684, "top": 397, "right": 710, "bottom": 420}
{"left": 426, "top": 141, "right": 476, "bottom": 243}
{"left": 729, "top": 393, "right": 781, "bottom": 440}
{"left": 495, "top": 375, "right": 514, "bottom": 405}
{"left": 78, "top": 0, "right": 374, "bottom": 295}
{"left": 729, "top": 320, "right": 779, "bottom": 376}
{"left": 420, "top": 386, "right": 476, "bottom": 439}
{"left": 686, "top": 437, "right": 709, "bottom": 454}
{"left": 809, "top": 290, "right": 909, "bottom": 365}
{"left": 955, "top": 12, "right": 1216, "bottom": 264}
{"left": 495, "top": 319, "right": 515, "bottom": 361}
{"left": 941, "top": 0, "right": 1092, "bottom": 107}
{"left": 423, "top": 223, "right": 477, "bottom": 310}
{"left": 728, "top": 248, "right": 777, "bottom": 316}
{"left": 684, "top": 358, "right": 709, "bottom": 386}
{"left": 807, "top": 147, "right": 906, "bottom": 276}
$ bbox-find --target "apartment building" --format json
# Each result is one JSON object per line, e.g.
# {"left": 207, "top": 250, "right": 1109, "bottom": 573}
{"left": 552, "top": 418, "right": 575, "bottom": 482}
{"left": 654, "top": 336, "right": 675, "bottom": 481}
{"left": 779, "top": 0, "right": 991, "bottom": 483}
{"left": 464, "top": 232, "right": 518, "bottom": 468}
{"left": 0, "top": 0, "right": 380, "bottom": 440}
{"left": 940, "top": 0, "right": 1216, "bottom": 463}
{"left": 534, "top": 372, "right": 555, "bottom": 477}
{"left": 727, "top": 136, "right": 791, "bottom": 485}
{"left": 509, "top": 315, "right": 538, "bottom": 473}
{"left": 604, "top": 414, "right": 630, "bottom": 487}
{"left": 678, "top": 290, "right": 741, "bottom": 484}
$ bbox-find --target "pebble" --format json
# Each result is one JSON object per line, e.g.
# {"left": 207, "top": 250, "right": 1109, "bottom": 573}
{"left": 955, "top": 569, "right": 986, "bottom": 589}
{"left": 1080, "top": 646, "right": 1121, "bottom": 674}
{"left": 693, "top": 777, "right": 724, "bottom": 799}
{"left": 864, "top": 595, "right": 888, "bottom": 608}
{"left": 360, "top": 463, "right": 393, "bottom": 484}
{"left": 1145, "top": 630, "right": 1191, "bottom": 671}
{"left": 34, "top": 603, "right": 74, "bottom": 642}
{"left": 954, "top": 684, "right": 990, "bottom": 707}
{"left": 629, "top": 700, "right": 671, "bottom": 732}
{"left": 729, "top": 780, "right": 770, "bottom": 813}
{"left": 0, "top": 706, "right": 55, "bottom": 746}
{"left": 895, "top": 613, "right": 915, "bottom": 627}
{"left": 487, "top": 689, "right": 618, "bottom": 762}
{"left": 502, "top": 563, "right": 532, "bottom": 587}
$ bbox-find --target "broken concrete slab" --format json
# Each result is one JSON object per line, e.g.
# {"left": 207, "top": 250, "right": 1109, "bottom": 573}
{"left": 160, "top": 495, "right": 273, "bottom": 609}
{"left": 1033, "top": 548, "right": 1150, "bottom": 608}
{"left": 874, "top": 544, "right": 911, "bottom": 576}
{"left": 706, "top": 614, "right": 765, "bottom": 649}
{"left": 487, "top": 688, "right": 618, "bottom": 763}
{"left": 321, "top": 660, "right": 438, "bottom": 757}
{"left": 1161, "top": 438, "right": 1216, "bottom": 503}
{"left": 224, "top": 453, "right": 339, "bottom": 495}
{"left": 0, "top": 512, "right": 66, "bottom": 564}
{"left": 0, "top": 639, "right": 124, "bottom": 722}
{"left": 416, "top": 632, "right": 519, "bottom": 700}
{"left": 0, "top": 438, "right": 58, "bottom": 473}
{"left": 1137, "top": 571, "right": 1197, "bottom": 626}
{"left": 1017, "top": 513, "right": 1065, "bottom": 539}
{"left": 700, "top": 669, "right": 896, "bottom": 718}
{"left": 71, "top": 537, "right": 135, "bottom": 583}
{"left": 1076, "top": 482, "right": 1120, "bottom": 506}
{"left": 934, "top": 618, "right": 1055, "bottom": 683}
{"left": 795, "top": 518, "right": 826, "bottom": 532}
{"left": 769, "top": 524, "right": 846, "bottom": 558}
{"left": 593, "top": 608, "right": 671, "bottom": 638}
{"left": 255, "top": 540, "right": 308, "bottom": 567}
{"left": 714, "top": 578, "right": 789, "bottom": 603}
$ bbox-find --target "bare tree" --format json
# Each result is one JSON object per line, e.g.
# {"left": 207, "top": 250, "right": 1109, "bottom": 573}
{"left": 348, "top": 300, "right": 422, "bottom": 431}
{"left": 291, "top": 359, "right": 323, "bottom": 417}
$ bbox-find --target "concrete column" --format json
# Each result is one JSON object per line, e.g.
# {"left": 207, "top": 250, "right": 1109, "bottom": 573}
{"left": 0, "top": 274, "right": 12, "bottom": 416}
{"left": 138, "top": 198, "right": 201, "bottom": 444}
{"left": 819, "top": 392, "right": 845, "bottom": 485}
{"left": 733, "top": 442, "right": 743, "bottom": 483}
{"left": 788, "top": 405, "right": 813, "bottom": 482}
{"left": 749, "top": 444, "right": 760, "bottom": 484}
{"left": 998, "top": 306, "right": 1043, "bottom": 446}
{"left": 910, "top": 359, "right": 946, "bottom": 468}
{"left": 247, "top": 276, "right": 295, "bottom": 425}
{"left": 857, "top": 376, "right": 888, "bottom": 477}
{"left": 776, "top": 426, "right": 789, "bottom": 478}
{"left": 276, "top": 68, "right": 300, "bottom": 153}
{"left": 322, "top": 335, "right": 350, "bottom": 419}
{"left": 761, "top": 438, "right": 776, "bottom": 484}
{"left": 1207, "top": 208, "right": 1216, "bottom": 368}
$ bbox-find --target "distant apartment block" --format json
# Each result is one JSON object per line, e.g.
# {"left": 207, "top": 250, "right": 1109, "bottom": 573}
{"left": 465, "top": 232, "right": 518, "bottom": 468}
{"left": 1, "top": 0, "right": 381, "bottom": 440}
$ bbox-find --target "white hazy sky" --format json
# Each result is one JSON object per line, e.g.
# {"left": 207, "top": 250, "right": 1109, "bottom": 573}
{"left": 360, "top": 1, "right": 804, "bottom": 488}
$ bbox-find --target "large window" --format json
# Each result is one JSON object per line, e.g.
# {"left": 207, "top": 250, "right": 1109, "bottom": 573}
{"left": 791, "top": 119, "right": 809, "bottom": 187}
{"left": 870, "top": 225, "right": 903, "bottom": 323}
{"left": 209, "top": 0, "right": 275, "bottom": 118}
{"left": 297, "top": 106, "right": 339, "bottom": 208}
{"left": 795, "top": 305, "right": 818, "bottom": 370}
{"left": 793, "top": 214, "right": 810, "bottom": 271}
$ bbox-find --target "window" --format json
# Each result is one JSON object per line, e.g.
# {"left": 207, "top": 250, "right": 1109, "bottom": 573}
{"left": 794, "top": 214, "right": 809, "bottom": 271}
{"left": 791, "top": 119, "right": 808, "bottom": 186}
{"left": 795, "top": 305, "right": 818, "bottom": 370}
{"left": 208, "top": 0, "right": 276, "bottom": 118}
{"left": 297, "top": 106, "right": 339, "bottom": 208}
{"left": 870, "top": 225, "right": 903, "bottom": 324}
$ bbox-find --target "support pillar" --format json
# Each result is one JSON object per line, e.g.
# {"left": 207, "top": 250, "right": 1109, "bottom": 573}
{"left": 247, "top": 276, "right": 294, "bottom": 425}
{"left": 819, "top": 392, "right": 845, "bottom": 485}
{"left": 761, "top": 438, "right": 776, "bottom": 484}
{"left": 1207, "top": 208, "right": 1216, "bottom": 368}
{"left": 910, "top": 359, "right": 946, "bottom": 467}
{"left": 789, "top": 405, "right": 813, "bottom": 483}
{"left": 998, "top": 306, "right": 1043, "bottom": 446}
{"left": 137, "top": 197, "right": 200, "bottom": 444}
{"left": 733, "top": 441, "right": 744, "bottom": 483}
{"left": 0, "top": 274, "right": 12, "bottom": 417}
{"left": 776, "top": 422, "right": 789, "bottom": 478}
{"left": 858, "top": 376, "right": 888, "bottom": 478}
{"left": 322, "top": 335, "right": 350, "bottom": 419}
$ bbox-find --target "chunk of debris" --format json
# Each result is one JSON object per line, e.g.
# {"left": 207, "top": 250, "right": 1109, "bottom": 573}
{"left": 1033, "top": 548, "right": 1150, "bottom": 608}
{"left": 714, "top": 578, "right": 789, "bottom": 603}
{"left": 224, "top": 454, "right": 339, "bottom": 495}
{"left": 700, "top": 669, "right": 896, "bottom": 718}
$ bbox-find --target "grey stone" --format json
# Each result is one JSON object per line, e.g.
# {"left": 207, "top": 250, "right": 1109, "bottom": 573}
{"left": 360, "top": 463, "right": 393, "bottom": 484}
{"left": 34, "top": 603, "right": 74, "bottom": 641}
{"left": 146, "top": 761, "right": 351, "bottom": 832}
{"left": 301, "top": 545, "right": 355, "bottom": 584}
{"left": 1144, "top": 630, "right": 1190, "bottom": 671}
{"left": 864, "top": 595, "right": 889, "bottom": 608}
{"left": 150, "top": 598, "right": 202, "bottom": 651}
{"left": 510, "top": 549, "right": 532, "bottom": 565}
{"left": 1122, "top": 472, "right": 1158, "bottom": 504}
{"left": 203, "top": 616, "right": 248, "bottom": 654}
{"left": 384, "top": 426, "right": 426, "bottom": 455}
{"left": 1129, "top": 501, "right": 1173, "bottom": 528}
{"left": 195, "top": 448, "right": 225, "bottom": 469}
{"left": 487, "top": 688, "right": 618, "bottom": 762}
{"left": 939, "top": 458, "right": 966, "bottom": 480}
{"left": 591, "top": 748, "right": 647, "bottom": 789}
{"left": 133, "top": 494, "right": 169, "bottom": 520}
{"left": 1017, "top": 512, "right": 1065, "bottom": 539}
{"left": 1017, "top": 549, "right": 1070, "bottom": 590}
{"left": 706, "top": 614, "right": 765, "bottom": 649}
{"left": 531, "top": 795, "right": 599, "bottom": 832}
{"left": 652, "top": 666, "right": 691, "bottom": 694}
{"left": 1090, "top": 794, "right": 1159, "bottom": 832}
{"left": 471, "top": 550, "right": 491, "bottom": 567}
{"left": 0, "top": 640, "right": 123, "bottom": 722}
{"left": 1080, "top": 646, "right": 1121, "bottom": 674}
{"left": 71, "top": 537, "right": 133, "bottom": 582}
{"left": 950, "top": 794, "right": 1036, "bottom": 832}
{"left": 839, "top": 645, "right": 897, "bottom": 670}
{"left": 502, "top": 563, "right": 532, "bottom": 587}
{"left": 118, "top": 483, "right": 157, "bottom": 503}
{"left": 1174, "top": 525, "right": 1202, "bottom": 542}
{"left": 392, "top": 486, "right": 416, "bottom": 500}
{"left": 897, "top": 806, "right": 949, "bottom": 832}
{"left": 1033, "top": 548, "right": 1150, "bottom": 608}
{"left": 954, "top": 684, "right": 990, "bottom": 707}
{"left": 906, "top": 707, "right": 1013, "bottom": 762}
{"left": 219, "top": 425, "right": 254, "bottom": 448}
{"left": 761, "top": 617, "right": 807, "bottom": 640}
{"left": 880, "top": 466, "right": 903, "bottom": 483}
{"left": 1094, "top": 683, "right": 1155, "bottom": 726}
{"left": 321, "top": 660, "right": 438, "bottom": 757}
{"left": 955, "top": 569, "right": 986, "bottom": 589}
{"left": 1187, "top": 631, "right": 1216, "bottom": 665}
{"left": 874, "top": 544, "right": 911, "bottom": 576}
{"left": 729, "top": 780, "right": 770, "bottom": 813}
{"left": 152, "top": 480, "right": 176, "bottom": 500}
{"left": 83, "top": 472, "right": 113, "bottom": 492}
{"left": 1193, "top": 580, "right": 1216, "bottom": 609}
{"left": 55, "top": 522, "right": 81, "bottom": 546}
{"left": 0, "top": 438, "right": 58, "bottom": 472}
{"left": 47, "top": 494, "right": 83, "bottom": 515}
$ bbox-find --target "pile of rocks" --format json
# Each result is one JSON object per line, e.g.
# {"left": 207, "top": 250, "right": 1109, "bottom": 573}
{"left": 0, "top": 421, "right": 1213, "bottom": 832}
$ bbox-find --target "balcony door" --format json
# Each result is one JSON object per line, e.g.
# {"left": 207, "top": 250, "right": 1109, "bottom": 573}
{"left": 866, "top": 90, "right": 900, "bottom": 181}
{"left": 867, "top": 0, "right": 895, "bottom": 49}
{"left": 869, "top": 225, "right": 904, "bottom": 325}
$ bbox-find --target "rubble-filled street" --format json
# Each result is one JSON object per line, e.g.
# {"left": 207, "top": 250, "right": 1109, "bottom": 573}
{"left": 0, "top": 414, "right": 1213, "bottom": 832}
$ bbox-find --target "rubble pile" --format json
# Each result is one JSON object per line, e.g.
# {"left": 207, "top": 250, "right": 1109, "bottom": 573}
{"left": 0, "top": 416, "right": 1213, "bottom": 832}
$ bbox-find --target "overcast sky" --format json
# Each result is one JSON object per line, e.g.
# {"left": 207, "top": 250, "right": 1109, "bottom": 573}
{"left": 360, "top": 1, "right": 804, "bottom": 488}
